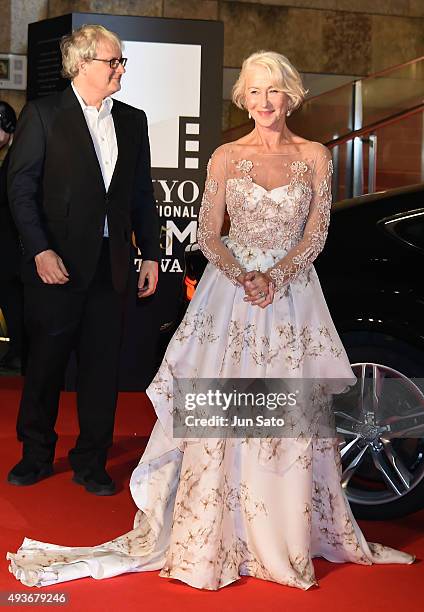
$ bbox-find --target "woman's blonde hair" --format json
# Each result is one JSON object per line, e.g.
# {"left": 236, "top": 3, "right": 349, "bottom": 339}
{"left": 232, "top": 50, "right": 307, "bottom": 112}
{"left": 60, "top": 24, "right": 122, "bottom": 79}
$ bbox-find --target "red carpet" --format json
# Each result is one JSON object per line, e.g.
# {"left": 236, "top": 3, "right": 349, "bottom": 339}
{"left": 0, "top": 376, "right": 422, "bottom": 611}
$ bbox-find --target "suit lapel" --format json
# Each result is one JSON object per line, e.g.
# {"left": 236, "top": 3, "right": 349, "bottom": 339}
{"left": 59, "top": 87, "right": 105, "bottom": 192}
{"left": 59, "top": 87, "right": 136, "bottom": 196}
{"left": 108, "top": 102, "right": 135, "bottom": 195}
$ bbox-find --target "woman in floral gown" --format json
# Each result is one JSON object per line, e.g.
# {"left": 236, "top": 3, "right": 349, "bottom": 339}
{"left": 7, "top": 51, "right": 414, "bottom": 589}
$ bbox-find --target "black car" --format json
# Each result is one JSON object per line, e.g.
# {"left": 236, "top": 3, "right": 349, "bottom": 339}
{"left": 180, "top": 183, "right": 424, "bottom": 520}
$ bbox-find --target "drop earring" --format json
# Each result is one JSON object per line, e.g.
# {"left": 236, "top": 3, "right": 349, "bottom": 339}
{"left": 248, "top": 112, "right": 251, "bottom": 119}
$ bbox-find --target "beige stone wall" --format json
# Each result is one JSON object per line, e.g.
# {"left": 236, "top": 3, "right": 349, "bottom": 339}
{"left": 220, "top": 2, "right": 424, "bottom": 72}
{"left": 225, "top": 0, "right": 424, "bottom": 18}
{"left": 0, "top": 0, "right": 423, "bottom": 125}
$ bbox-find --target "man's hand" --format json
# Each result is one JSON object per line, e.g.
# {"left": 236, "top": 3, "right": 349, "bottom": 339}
{"left": 34, "top": 249, "right": 69, "bottom": 284}
{"left": 138, "top": 260, "right": 158, "bottom": 298}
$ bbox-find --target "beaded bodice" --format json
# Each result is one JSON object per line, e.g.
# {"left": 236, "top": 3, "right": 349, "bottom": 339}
{"left": 197, "top": 141, "right": 333, "bottom": 291}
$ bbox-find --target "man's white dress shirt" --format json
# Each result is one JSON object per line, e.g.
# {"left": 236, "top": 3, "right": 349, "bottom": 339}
{"left": 71, "top": 83, "right": 118, "bottom": 237}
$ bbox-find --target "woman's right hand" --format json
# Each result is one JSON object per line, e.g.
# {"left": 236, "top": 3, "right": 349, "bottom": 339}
{"left": 242, "top": 271, "right": 275, "bottom": 308}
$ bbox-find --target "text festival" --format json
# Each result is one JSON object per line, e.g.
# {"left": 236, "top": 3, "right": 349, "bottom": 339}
{"left": 134, "top": 178, "right": 200, "bottom": 273}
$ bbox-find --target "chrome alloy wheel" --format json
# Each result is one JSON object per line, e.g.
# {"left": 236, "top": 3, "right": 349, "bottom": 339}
{"left": 335, "top": 363, "right": 424, "bottom": 506}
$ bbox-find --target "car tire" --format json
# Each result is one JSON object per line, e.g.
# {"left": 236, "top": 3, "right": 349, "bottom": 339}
{"left": 339, "top": 331, "right": 424, "bottom": 520}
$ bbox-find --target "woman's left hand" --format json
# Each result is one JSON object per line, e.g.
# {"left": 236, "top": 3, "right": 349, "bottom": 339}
{"left": 242, "top": 271, "right": 274, "bottom": 308}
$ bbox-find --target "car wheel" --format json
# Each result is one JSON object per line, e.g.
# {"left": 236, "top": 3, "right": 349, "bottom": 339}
{"left": 336, "top": 332, "right": 424, "bottom": 520}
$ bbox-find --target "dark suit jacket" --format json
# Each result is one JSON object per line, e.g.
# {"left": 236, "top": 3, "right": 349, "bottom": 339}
{"left": 0, "top": 150, "right": 21, "bottom": 281}
{"left": 7, "top": 86, "right": 160, "bottom": 293}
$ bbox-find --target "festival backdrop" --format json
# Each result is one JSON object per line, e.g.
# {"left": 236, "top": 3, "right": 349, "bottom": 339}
{"left": 27, "top": 12, "right": 224, "bottom": 389}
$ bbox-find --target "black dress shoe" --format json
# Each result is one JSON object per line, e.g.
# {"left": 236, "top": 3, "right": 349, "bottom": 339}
{"left": 8, "top": 459, "right": 54, "bottom": 486}
{"left": 72, "top": 469, "right": 116, "bottom": 496}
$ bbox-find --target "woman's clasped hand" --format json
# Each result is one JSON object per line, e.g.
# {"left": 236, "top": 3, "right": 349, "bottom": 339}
{"left": 238, "top": 270, "right": 275, "bottom": 308}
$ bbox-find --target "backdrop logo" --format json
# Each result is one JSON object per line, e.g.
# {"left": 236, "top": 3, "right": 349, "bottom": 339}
{"left": 114, "top": 41, "right": 201, "bottom": 169}
{"left": 27, "top": 14, "right": 223, "bottom": 388}
{"left": 115, "top": 40, "right": 203, "bottom": 273}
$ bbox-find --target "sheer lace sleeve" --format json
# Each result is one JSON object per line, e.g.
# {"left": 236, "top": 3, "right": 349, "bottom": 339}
{"left": 266, "top": 145, "right": 333, "bottom": 291}
{"left": 197, "top": 146, "right": 246, "bottom": 284}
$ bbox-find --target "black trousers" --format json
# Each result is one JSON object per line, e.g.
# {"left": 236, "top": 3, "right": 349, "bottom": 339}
{"left": 17, "top": 241, "right": 124, "bottom": 472}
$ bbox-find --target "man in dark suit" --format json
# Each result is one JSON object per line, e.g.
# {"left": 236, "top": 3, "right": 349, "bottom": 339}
{"left": 7, "top": 25, "right": 159, "bottom": 495}
{"left": 0, "top": 101, "right": 23, "bottom": 371}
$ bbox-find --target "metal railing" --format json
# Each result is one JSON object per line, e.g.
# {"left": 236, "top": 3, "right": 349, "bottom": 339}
{"left": 329, "top": 104, "right": 424, "bottom": 201}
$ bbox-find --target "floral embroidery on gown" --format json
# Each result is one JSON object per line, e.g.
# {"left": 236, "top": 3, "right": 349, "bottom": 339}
{"left": 7, "top": 141, "right": 414, "bottom": 589}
